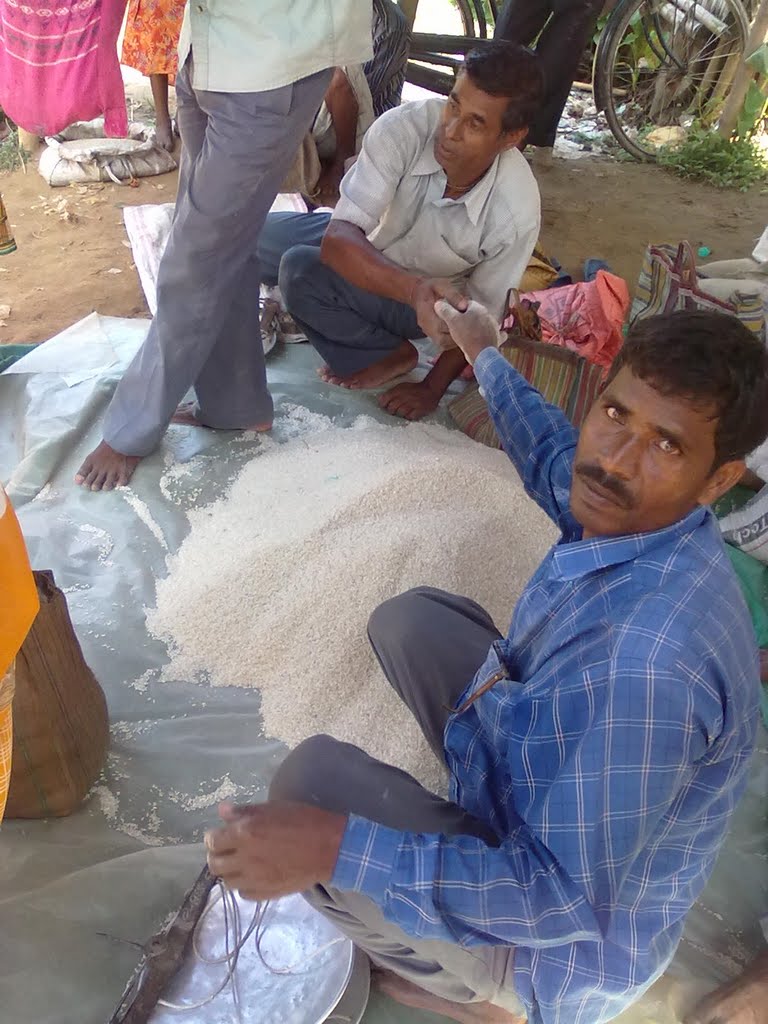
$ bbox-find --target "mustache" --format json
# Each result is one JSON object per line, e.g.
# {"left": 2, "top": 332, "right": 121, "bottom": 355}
{"left": 575, "top": 462, "right": 635, "bottom": 509}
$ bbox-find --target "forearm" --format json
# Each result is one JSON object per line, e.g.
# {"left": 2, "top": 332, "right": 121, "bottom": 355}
{"left": 320, "top": 220, "right": 421, "bottom": 306}
{"left": 421, "top": 347, "right": 468, "bottom": 398}
{"left": 325, "top": 69, "right": 358, "bottom": 163}
{"left": 473, "top": 347, "right": 577, "bottom": 515}
{"left": 334, "top": 816, "right": 600, "bottom": 948}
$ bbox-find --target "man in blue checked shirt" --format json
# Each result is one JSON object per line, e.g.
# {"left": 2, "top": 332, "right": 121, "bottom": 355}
{"left": 206, "top": 306, "right": 768, "bottom": 1024}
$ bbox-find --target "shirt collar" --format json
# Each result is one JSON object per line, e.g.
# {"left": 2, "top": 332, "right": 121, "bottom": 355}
{"left": 549, "top": 505, "right": 711, "bottom": 582}
{"left": 411, "top": 136, "right": 500, "bottom": 227}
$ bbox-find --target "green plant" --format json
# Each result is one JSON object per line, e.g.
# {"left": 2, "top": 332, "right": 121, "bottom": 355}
{"left": 735, "top": 42, "right": 768, "bottom": 140}
{"left": 657, "top": 125, "right": 767, "bottom": 190}
{"left": 0, "top": 128, "right": 25, "bottom": 174}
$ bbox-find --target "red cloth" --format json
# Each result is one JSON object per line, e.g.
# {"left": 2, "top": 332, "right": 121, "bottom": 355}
{"left": 0, "top": 0, "right": 128, "bottom": 138}
{"left": 504, "top": 271, "right": 630, "bottom": 372}
{"left": 121, "top": 0, "right": 186, "bottom": 82}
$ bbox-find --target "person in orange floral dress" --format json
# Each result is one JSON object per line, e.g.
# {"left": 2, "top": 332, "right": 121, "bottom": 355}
{"left": 121, "top": 0, "right": 186, "bottom": 151}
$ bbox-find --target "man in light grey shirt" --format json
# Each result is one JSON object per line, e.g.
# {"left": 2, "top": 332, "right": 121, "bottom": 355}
{"left": 75, "top": 1, "right": 372, "bottom": 490}
{"left": 257, "top": 42, "right": 543, "bottom": 421}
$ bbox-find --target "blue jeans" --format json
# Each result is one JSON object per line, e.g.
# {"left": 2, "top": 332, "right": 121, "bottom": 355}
{"left": 258, "top": 211, "right": 423, "bottom": 377}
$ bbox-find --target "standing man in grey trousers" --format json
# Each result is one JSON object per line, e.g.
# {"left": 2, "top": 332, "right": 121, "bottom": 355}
{"left": 75, "top": 2, "right": 372, "bottom": 490}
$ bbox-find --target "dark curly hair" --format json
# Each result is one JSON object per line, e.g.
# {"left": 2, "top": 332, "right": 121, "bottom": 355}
{"left": 462, "top": 42, "right": 544, "bottom": 134}
{"left": 608, "top": 310, "right": 768, "bottom": 468}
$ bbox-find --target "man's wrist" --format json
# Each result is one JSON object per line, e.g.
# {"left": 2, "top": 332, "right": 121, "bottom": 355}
{"left": 463, "top": 342, "right": 496, "bottom": 367}
{"left": 407, "top": 275, "right": 426, "bottom": 308}
{"left": 317, "top": 809, "right": 348, "bottom": 884}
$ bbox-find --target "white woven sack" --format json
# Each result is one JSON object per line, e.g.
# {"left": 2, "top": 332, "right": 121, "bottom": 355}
{"left": 39, "top": 129, "right": 176, "bottom": 187}
{"left": 719, "top": 484, "right": 768, "bottom": 564}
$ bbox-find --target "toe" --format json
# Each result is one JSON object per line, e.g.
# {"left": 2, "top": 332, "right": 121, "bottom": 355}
{"left": 75, "top": 459, "right": 93, "bottom": 485}
{"left": 83, "top": 466, "right": 102, "bottom": 489}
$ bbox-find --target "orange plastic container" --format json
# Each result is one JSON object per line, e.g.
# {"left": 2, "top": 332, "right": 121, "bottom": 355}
{"left": 0, "top": 486, "right": 38, "bottom": 819}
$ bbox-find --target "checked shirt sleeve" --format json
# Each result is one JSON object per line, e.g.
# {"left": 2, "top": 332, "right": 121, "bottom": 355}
{"left": 332, "top": 655, "right": 722, "bottom": 950}
{"left": 473, "top": 347, "right": 577, "bottom": 525}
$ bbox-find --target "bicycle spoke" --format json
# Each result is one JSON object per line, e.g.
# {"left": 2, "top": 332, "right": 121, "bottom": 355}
{"left": 597, "top": 0, "right": 748, "bottom": 158}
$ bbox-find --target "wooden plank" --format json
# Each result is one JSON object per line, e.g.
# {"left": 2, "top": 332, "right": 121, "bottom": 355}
{"left": 410, "top": 32, "right": 494, "bottom": 54}
{"left": 108, "top": 865, "right": 216, "bottom": 1024}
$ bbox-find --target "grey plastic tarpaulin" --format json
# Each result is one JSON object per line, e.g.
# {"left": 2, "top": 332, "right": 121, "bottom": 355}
{"left": 0, "top": 314, "right": 766, "bottom": 1024}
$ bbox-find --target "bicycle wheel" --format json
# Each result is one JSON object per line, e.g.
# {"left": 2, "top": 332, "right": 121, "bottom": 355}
{"left": 594, "top": 0, "right": 749, "bottom": 161}
{"left": 456, "top": 0, "right": 489, "bottom": 39}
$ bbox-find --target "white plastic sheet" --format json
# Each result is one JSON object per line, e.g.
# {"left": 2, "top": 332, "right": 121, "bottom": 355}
{"left": 0, "top": 316, "right": 765, "bottom": 1024}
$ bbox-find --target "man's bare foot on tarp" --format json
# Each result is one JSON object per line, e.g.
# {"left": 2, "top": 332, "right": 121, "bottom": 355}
{"left": 75, "top": 441, "right": 140, "bottom": 490}
{"left": 317, "top": 340, "right": 418, "bottom": 390}
{"left": 171, "top": 402, "right": 272, "bottom": 432}
{"left": 379, "top": 380, "right": 441, "bottom": 420}
{"left": 373, "top": 968, "right": 526, "bottom": 1024}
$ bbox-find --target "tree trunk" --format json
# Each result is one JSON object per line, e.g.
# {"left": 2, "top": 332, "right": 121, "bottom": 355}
{"left": 718, "top": 0, "right": 768, "bottom": 139}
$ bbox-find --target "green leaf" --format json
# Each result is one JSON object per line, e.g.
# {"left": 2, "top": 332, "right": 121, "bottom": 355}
{"left": 747, "top": 42, "right": 768, "bottom": 76}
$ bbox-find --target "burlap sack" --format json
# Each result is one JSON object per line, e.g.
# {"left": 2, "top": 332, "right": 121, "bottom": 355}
{"left": 280, "top": 132, "right": 322, "bottom": 197}
{"left": 5, "top": 570, "right": 108, "bottom": 818}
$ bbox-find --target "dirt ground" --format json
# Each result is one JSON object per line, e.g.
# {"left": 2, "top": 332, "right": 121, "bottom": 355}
{"left": 1, "top": 154, "right": 767, "bottom": 347}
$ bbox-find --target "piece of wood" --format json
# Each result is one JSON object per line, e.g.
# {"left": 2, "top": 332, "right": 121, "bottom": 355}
{"left": 718, "top": 0, "right": 768, "bottom": 138}
{"left": 6, "top": 569, "right": 108, "bottom": 818}
{"left": 108, "top": 866, "right": 217, "bottom": 1024}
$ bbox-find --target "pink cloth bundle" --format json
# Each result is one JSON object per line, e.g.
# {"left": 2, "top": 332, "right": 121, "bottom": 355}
{"left": 0, "top": 0, "right": 127, "bottom": 138}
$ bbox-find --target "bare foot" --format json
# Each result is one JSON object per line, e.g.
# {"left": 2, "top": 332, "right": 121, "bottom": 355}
{"left": 684, "top": 950, "right": 768, "bottom": 1024}
{"left": 74, "top": 441, "right": 140, "bottom": 491}
{"left": 154, "top": 117, "right": 175, "bottom": 153}
{"left": 374, "top": 968, "right": 525, "bottom": 1024}
{"left": 379, "top": 380, "right": 441, "bottom": 421}
{"left": 316, "top": 341, "right": 418, "bottom": 391}
{"left": 171, "top": 402, "right": 272, "bottom": 432}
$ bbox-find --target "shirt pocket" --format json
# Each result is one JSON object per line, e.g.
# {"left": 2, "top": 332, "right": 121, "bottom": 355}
{"left": 424, "top": 233, "right": 478, "bottom": 279}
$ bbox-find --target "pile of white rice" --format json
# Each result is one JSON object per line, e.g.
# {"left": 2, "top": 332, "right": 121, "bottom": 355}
{"left": 148, "top": 417, "right": 556, "bottom": 790}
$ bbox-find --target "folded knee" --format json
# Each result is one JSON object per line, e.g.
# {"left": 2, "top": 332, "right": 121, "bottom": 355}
{"left": 367, "top": 588, "right": 437, "bottom": 647}
{"left": 269, "top": 733, "right": 338, "bottom": 803}
{"left": 278, "top": 244, "right": 322, "bottom": 314}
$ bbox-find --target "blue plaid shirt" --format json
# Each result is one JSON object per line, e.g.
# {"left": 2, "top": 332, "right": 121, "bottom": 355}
{"left": 333, "top": 348, "right": 759, "bottom": 1023}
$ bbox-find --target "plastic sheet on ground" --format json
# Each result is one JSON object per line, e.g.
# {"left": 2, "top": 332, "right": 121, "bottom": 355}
{"left": 0, "top": 315, "right": 766, "bottom": 1024}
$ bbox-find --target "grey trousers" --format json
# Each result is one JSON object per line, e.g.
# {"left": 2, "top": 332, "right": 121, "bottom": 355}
{"left": 270, "top": 587, "right": 525, "bottom": 1014}
{"left": 102, "top": 61, "right": 332, "bottom": 456}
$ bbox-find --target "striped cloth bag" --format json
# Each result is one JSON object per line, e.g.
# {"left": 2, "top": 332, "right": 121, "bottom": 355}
{"left": 449, "top": 336, "right": 604, "bottom": 449}
{"left": 631, "top": 241, "right": 765, "bottom": 340}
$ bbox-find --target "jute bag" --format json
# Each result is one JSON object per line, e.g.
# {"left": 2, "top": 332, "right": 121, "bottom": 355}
{"left": 449, "top": 290, "right": 604, "bottom": 449}
{"left": 5, "top": 570, "right": 109, "bottom": 818}
{"left": 631, "top": 241, "right": 765, "bottom": 340}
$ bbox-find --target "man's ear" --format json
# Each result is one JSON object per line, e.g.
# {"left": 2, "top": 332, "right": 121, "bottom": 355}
{"left": 503, "top": 126, "right": 528, "bottom": 152}
{"left": 698, "top": 459, "right": 748, "bottom": 507}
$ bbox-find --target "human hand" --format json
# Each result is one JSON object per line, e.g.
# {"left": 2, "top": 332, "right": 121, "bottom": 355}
{"left": 314, "top": 160, "right": 346, "bottom": 207}
{"left": 410, "top": 278, "right": 468, "bottom": 349}
{"left": 204, "top": 800, "right": 347, "bottom": 901}
{"left": 433, "top": 299, "right": 502, "bottom": 366}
